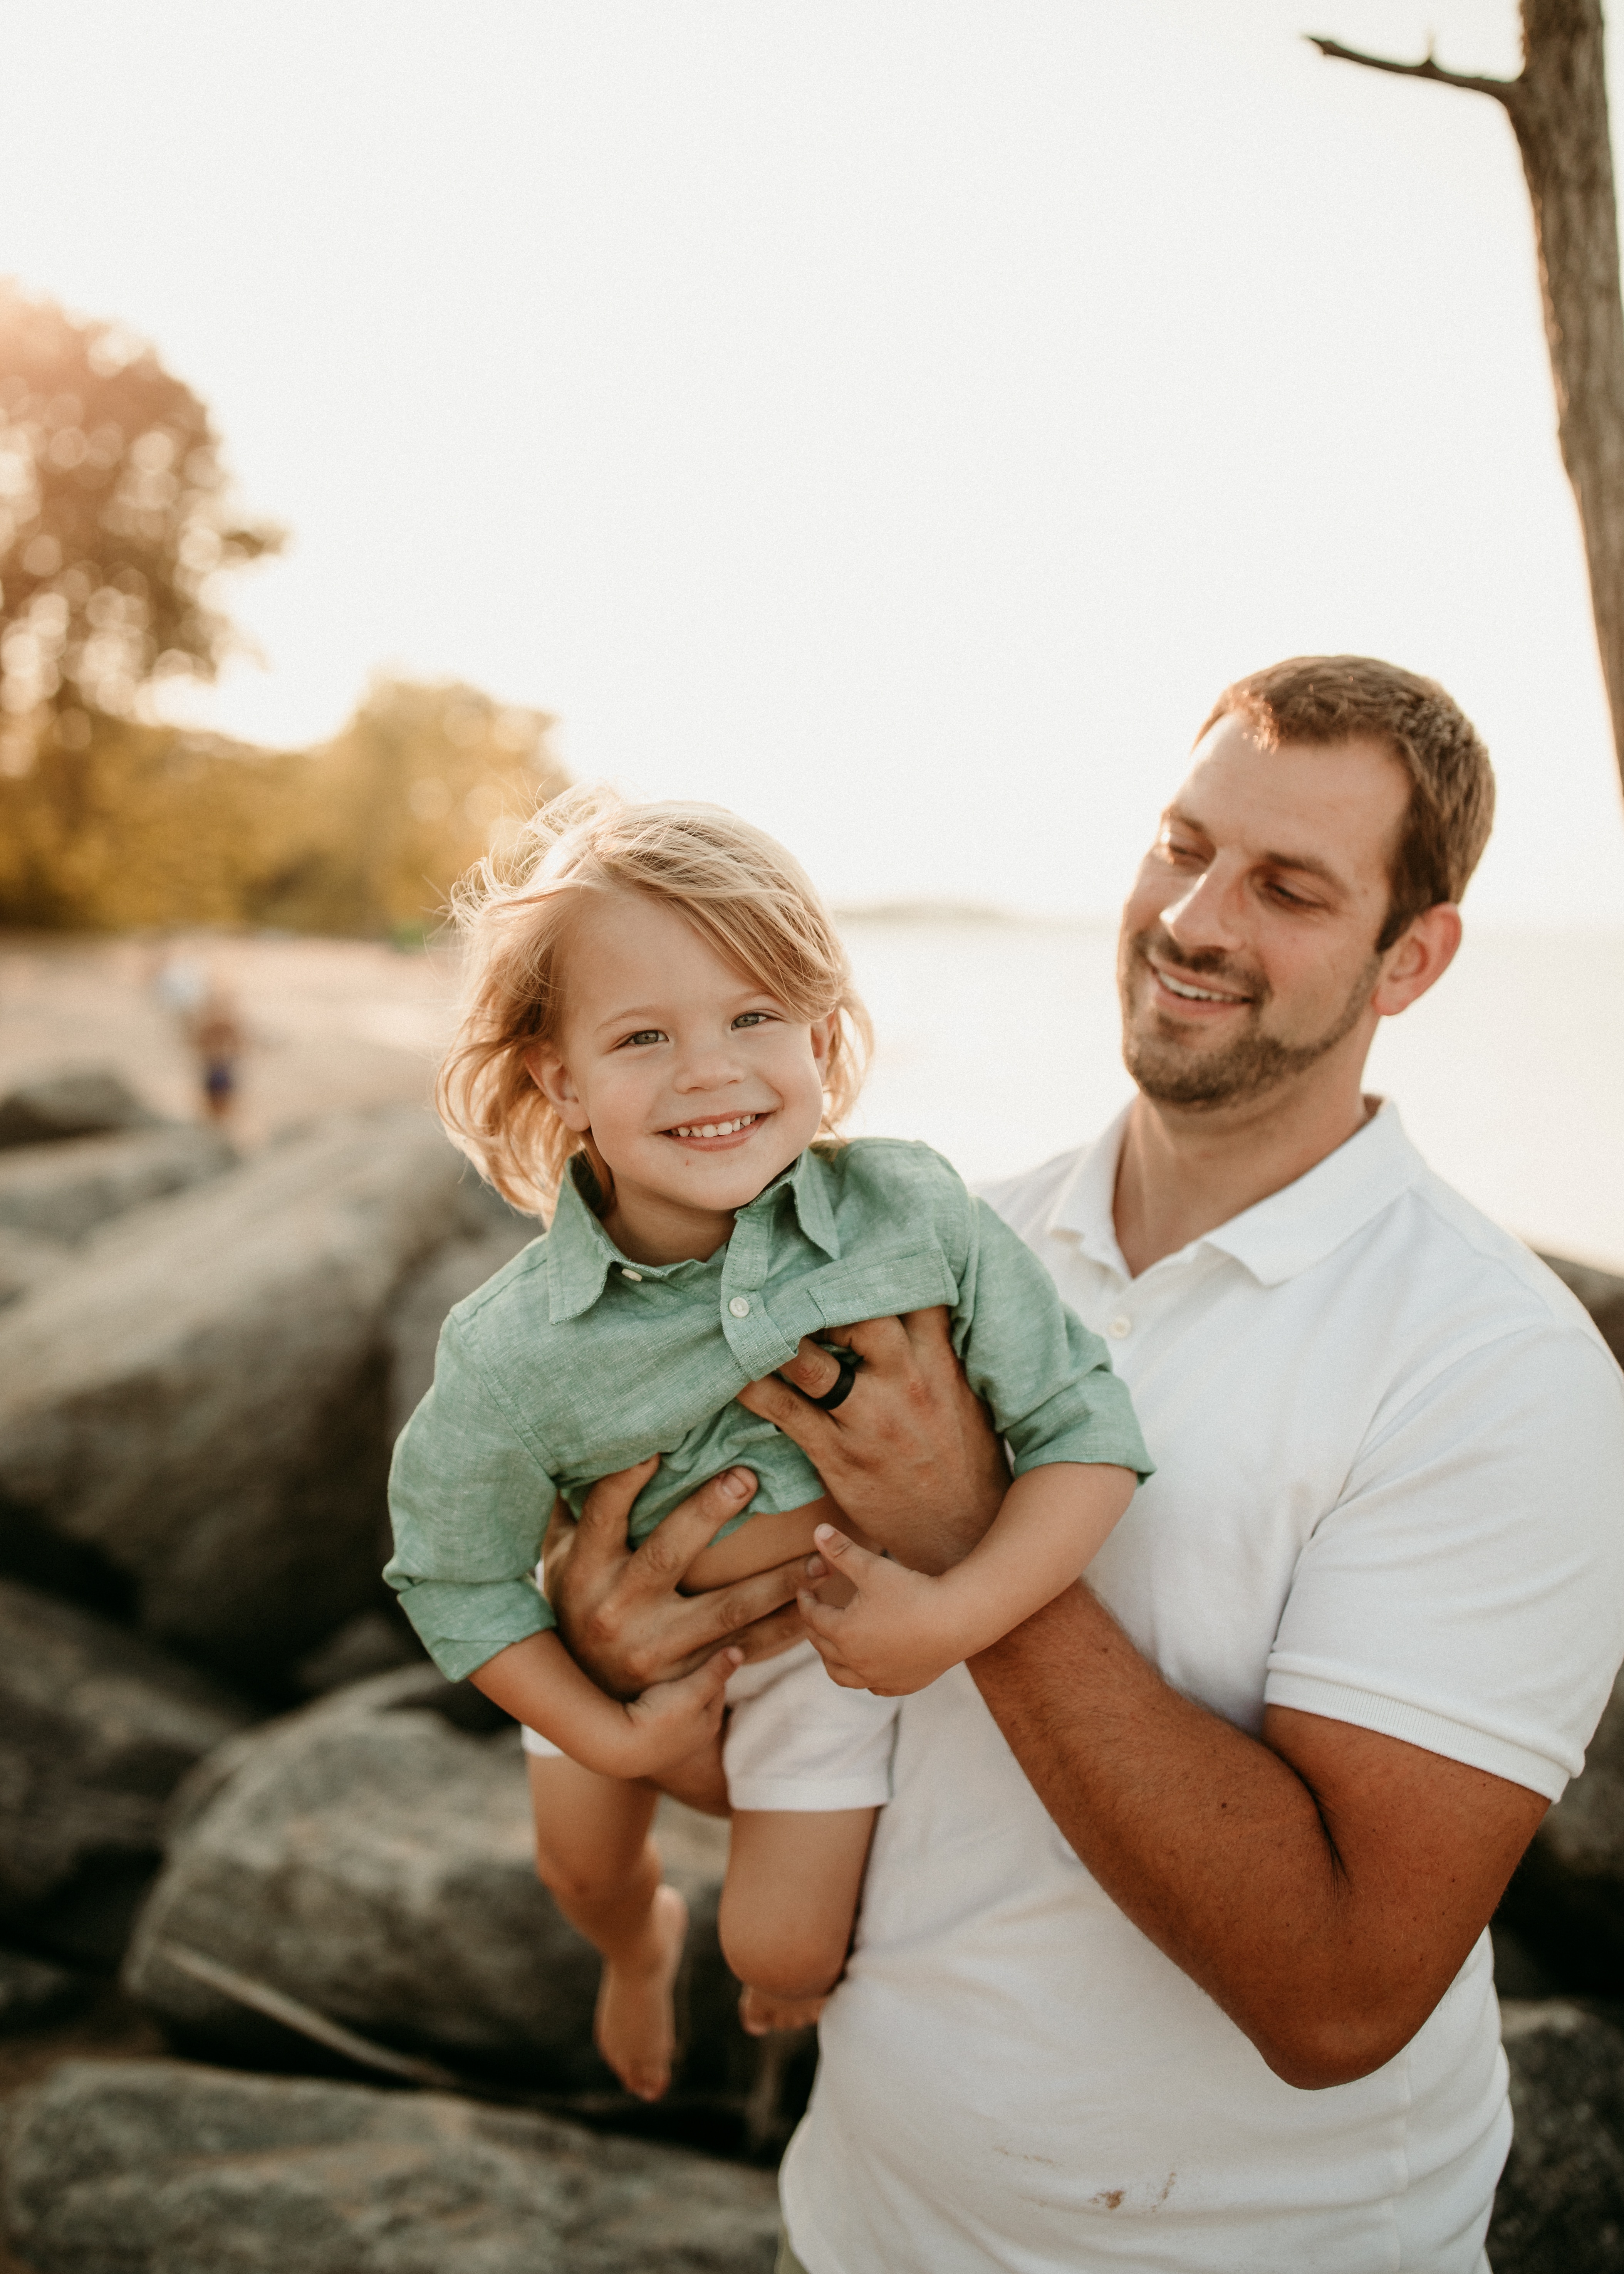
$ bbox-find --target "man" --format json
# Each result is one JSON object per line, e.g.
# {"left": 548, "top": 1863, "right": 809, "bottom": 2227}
{"left": 546, "top": 656, "right": 1624, "bottom": 2271}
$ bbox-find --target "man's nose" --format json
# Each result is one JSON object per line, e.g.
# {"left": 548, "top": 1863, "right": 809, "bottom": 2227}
{"left": 1160, "top": 861, "right": 1245, "bottom": 955}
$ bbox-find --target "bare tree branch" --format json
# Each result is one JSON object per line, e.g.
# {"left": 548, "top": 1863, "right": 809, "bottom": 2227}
{"left": 1307, "top": 3, "right": 1624, "bottom": 810}
{"left": 1305, "top": 35, "right": 1518, "bottom": 106}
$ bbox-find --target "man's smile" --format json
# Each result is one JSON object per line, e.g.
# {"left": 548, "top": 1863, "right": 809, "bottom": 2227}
{"left": 1144, "top": 953, "right": 1256, "bottom": 1011}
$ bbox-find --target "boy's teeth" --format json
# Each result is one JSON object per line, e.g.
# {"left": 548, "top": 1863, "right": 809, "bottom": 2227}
{"left": 673, "top": 1113, "right": 758, "bottom": 1139}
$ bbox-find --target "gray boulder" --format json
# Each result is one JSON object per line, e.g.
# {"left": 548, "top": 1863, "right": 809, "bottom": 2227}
{"left": 0, "top": 1948, "right": 88, "bottom": 2034}
{"left": 0, "top": 1221, "right": 71, "bottom": 1307}
{"left": 0, "top": 2058, "right": 780, "bottom": 2274}
{"left": 0, "top": 1109, "right": 489, "bottom": 1678}
{"left": 0, "top": 1064, "right": 161, "bottom": 1149}
{"left": 122, "top": 1668, "right": 777, "bottom": 2140}
{"left": 1539, "top": 1252, "right": 1624, "bottom": 1372}
{"left": 0, "top": 1578, "right": 255, "bottom": 1965}
{"left": 1500, "top": 1664, "right": 1624, "bottom": 1991}
{"left": 290, "top": 1607, "right": 427, "bottom": 1697}
{"left": 1488, "top": 1255, "right": 1624, "bottom": 1993}
{"left": 387, "top": 1217, "right": 537, "bottom": 1437}
{"left": 1490, "top": 2000, "right": 1624, "bottom": 2271}
{"left": 0, "top": 1122, "right": 235, "bottom": 1243}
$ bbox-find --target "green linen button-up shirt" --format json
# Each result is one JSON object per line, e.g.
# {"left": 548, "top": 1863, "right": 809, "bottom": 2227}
{"left": 385, "top": 1138, "right": 1152, "bottom": 1681}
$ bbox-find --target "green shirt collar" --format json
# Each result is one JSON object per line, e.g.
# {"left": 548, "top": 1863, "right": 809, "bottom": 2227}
{"left": 545, "top": 1145, "right": 843, "bottom": 1324}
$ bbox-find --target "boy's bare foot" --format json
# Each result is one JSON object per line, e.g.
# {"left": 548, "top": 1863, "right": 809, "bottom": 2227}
{"left": 596, "top": 1883, "right": 689, "bottom": 2101}
{"left": 738, "top": 1982, "right": 827, "bottom": 2036}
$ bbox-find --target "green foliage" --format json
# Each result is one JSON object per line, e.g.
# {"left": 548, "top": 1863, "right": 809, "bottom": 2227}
{"left": 0, "top": 677, "right": 568, "bottom": 935}
{"left": 0, "top": 279, "right": 280, "bottom": 766}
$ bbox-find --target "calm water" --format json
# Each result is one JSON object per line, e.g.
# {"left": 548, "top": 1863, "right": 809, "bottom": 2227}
{"left": 837, "top": 917, "right": 1624, "bottom": 1275}
{"left": 12, "top": 920, "right": 1607, "bottom": 1273}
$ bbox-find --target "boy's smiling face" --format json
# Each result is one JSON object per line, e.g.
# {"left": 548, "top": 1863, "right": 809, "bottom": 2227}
{"left": 526, "top": 889, "right": 833, "bottom": 1265}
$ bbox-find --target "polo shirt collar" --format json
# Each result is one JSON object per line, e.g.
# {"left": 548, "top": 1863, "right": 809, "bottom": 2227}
{"left": 546, "top": 1143, "right": 842, "bottom": 1323}
{"left": 1048, "top": 1097, "right": 1424, "bottom": 1289}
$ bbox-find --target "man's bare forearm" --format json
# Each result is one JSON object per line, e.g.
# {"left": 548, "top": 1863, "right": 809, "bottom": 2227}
{"left": 970, "top": 1584, "right": 1545, "bottom": 2089}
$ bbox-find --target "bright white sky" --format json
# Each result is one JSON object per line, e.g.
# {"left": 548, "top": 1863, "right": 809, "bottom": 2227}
{"left": 3, "top": 0, "right": 1623, "bottom": 922}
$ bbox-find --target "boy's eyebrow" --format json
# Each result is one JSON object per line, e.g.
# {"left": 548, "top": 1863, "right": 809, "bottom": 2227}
{"left": 1165, "top": 805, "right": 1349, "bottom": 893}
{"left": 589, "top": 1001, "right": 669, "bottom": 1034}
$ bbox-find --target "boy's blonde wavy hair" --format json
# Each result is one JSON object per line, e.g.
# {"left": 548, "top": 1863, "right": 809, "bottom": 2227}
{"left": 436, "top": 786, "right": 872, "bottom": 1218}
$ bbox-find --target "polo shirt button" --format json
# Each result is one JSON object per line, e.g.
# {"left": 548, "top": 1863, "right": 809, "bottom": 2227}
{"left": 621, "top": 1268, "right": 643, "bottom": 1283}
{"left": 1107, "top": 1315, "right": 1131, "bottom": 1340}
{"left": 729, "top": 1296, "right": 752, "bottom": 1318}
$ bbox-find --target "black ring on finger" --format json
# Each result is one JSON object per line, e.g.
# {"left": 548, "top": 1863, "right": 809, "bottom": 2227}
{"left": 805, "top": 1351, "right": 860, "bottom": 1411}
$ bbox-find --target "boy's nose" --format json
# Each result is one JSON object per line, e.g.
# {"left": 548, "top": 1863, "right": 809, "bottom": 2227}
{"left": 672, "top": 1046, "right": 743, "bottom": 1093}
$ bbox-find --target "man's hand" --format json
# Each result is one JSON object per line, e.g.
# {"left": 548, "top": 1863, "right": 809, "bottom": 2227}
{"left": 545, "top": 1458, "right": 808, "bottom": 1700}
{"left": 736, "top": 1307, "right": 1008, "bottom": 1574}
{"left": 798, "top": 1525, "right": 970, "bottom": 1696}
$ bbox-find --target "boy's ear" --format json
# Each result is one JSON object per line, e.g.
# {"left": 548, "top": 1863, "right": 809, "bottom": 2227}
{"left": 523, "top": 1042, "right": 592, "bottom": 1133}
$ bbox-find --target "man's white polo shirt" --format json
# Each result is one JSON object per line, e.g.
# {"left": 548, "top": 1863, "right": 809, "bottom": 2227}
{"left": 781, "top": 1101, "right": 1624, "bottom": 2274}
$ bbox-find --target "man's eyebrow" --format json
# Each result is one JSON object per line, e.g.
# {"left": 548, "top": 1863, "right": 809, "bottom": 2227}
{"left": 1165, "top": 807, "right": 1348, "bottom": 892}
{"left": 1163, "top": 804, "right": 1214, "bottom": 843}
{"left": 1258, "top": 849, "right": 1346, "bottom": 890}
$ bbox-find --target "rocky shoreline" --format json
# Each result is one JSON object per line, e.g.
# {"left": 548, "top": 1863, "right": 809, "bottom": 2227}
{"left": 0, "top": 1063, "right": 1621, "bottom": 2270}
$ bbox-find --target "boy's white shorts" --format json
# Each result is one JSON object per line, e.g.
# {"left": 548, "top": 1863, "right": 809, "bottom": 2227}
{"left": 519, "top": 1637, "right": 899, "bottom": 1812}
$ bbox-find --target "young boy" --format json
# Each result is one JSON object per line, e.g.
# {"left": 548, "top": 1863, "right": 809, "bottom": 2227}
{"left": 385, "top": 788, "right": 1151, "bottom": 2102}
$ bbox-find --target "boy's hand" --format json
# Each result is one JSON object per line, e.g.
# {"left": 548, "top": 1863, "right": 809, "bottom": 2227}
{"left": 617, "top": 1645, "right": 741, "bottom": 1777}
{"left": 795, "top": 1525, "right": 967, "bottom": 1696}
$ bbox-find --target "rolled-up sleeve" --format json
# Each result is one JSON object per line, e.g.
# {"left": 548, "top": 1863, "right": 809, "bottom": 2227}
{"left": 958, "top": 1200, "right": 1153, "bottom": 1482}
{"left": 384, "top": 1316, "right": 559, "bottom": 1680}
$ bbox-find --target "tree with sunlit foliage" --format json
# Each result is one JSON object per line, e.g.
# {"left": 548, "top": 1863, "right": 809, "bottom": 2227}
{"left": 0, "top": 280, "right": 280, "bottom": 770}
{"left": 0, "top": 676, "right": 569, "bottom": 935}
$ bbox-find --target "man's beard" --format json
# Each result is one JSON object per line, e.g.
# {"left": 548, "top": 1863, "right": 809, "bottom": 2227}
{"left": 1118, "top": 926, "right": 1380, "bottom": 1110}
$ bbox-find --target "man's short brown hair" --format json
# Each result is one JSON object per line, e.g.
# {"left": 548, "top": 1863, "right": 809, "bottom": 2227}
{"left": 1198, "top": 655, "right": 1495, "bottom": 950}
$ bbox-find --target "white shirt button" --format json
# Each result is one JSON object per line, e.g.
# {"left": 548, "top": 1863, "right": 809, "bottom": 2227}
{"left": 729, "top": 1295, "right": 752, "bottom": 1318}
{"left": 1107, "top": 1315, "right": 1131, "bottom": 1340}
{"left": 621, "top": 1268, "right": 643, "bottom": 1283}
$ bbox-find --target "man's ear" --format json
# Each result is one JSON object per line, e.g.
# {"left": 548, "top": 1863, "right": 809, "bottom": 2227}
{"left": 1372, "top": 903, "right": 1463, "bottom": 1020}
{"left": 523, "top": 1041, "right": 592, "bottom": 1134}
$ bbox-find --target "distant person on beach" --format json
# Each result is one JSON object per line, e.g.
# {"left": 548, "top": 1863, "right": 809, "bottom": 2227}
{"left": 538, "top": 657, "right": 1624, "bottom": 2273}
{"left": 384, "top": 791, "right": 1149, "bottom": 2100}
{"left": 190, "top": 991, "right": 243, "bottom": 1124}
{"left": 153, "top": 955, "right": 243, "bottom": 1124}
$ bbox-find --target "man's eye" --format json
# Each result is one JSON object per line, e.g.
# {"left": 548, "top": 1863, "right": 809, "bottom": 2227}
{"left": 1161, "top": 837, "right": 1204, "bottom": 866}
{"left": 1265, "top": 881, "right": 1314, "bottom": 909}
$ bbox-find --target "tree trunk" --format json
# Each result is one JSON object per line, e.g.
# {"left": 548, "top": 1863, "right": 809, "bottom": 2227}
{"left": 1313, "top": 0, "right": 1624, "bottom": 805}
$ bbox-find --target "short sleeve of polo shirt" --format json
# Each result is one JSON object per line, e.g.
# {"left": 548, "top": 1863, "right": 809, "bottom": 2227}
{"left": 384, "top": 1315, "right": 559, "bottom": 1681}
{"left": 1265, "top": 1323, "right": 1624, "bottom": 1800}
{"left": 957, "top": 1195, "right": 1153, "bottom": 1483}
